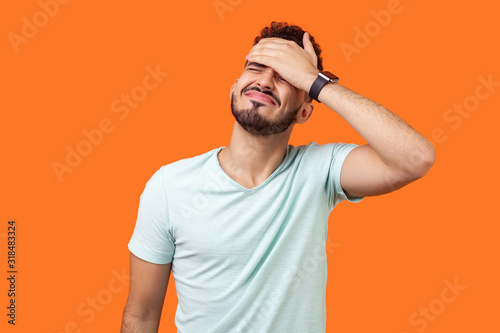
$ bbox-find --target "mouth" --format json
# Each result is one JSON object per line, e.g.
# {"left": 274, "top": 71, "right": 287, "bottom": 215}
{"left": 244, "top": 91, "right": 277, "bottom": 106}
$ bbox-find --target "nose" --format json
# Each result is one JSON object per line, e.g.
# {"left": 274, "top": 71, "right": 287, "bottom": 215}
{"left": 256, "top": 68, "right": 276, "bottom": 90}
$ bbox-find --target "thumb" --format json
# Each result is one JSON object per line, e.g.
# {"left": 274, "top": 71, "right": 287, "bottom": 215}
{"left": 303, "top": 32, "right": 317, "bottom": 66}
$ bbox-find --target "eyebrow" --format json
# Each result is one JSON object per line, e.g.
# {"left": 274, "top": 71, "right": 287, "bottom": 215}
{"left": 246, "top": 62, "right": 268, "bottom": 69}
{"left": 244, "top": 61, "right": 288, "bottom": 83}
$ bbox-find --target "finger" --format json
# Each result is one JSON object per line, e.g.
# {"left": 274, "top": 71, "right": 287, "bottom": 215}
{"left": 254, "top": 38, "right": 299, "bottom": 52}
{"left": 246, "top": 45, "right": 285, "bottom": 60}
{"left": 303, "top": 32, "right": 315, "bottom": 55}
{"left": 249, "top": 43, "right": 285, "bottom": 53}
{"left": 256, "top": 37, "right": 291, "bottom": 44}
{"left": 245, "top": 54, "right": 276, "bottom": 69}
{"left": 302, "top": 32, "right": 318, "bottom": 67}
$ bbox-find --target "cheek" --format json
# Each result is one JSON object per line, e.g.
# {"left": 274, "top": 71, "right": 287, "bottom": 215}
{"left": 293, "top": 90, "right": 307, "bottom": 106}
{"left": 235, "top": 81, "right": 250, "bottom": 95}
{"left": 282, "top": 90, "right": 302, "bottom": 106}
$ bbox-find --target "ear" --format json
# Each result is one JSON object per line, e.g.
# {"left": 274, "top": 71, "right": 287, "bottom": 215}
{"left": 230, "top": 79, "right": 238, "bottom": 99}
{"left": 295, "top": 101, "right": 314, "bottom": 124}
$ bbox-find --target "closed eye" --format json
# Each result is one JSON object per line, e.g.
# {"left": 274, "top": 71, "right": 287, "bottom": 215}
{"left": 275, "top": 74, "right": 289, "bottom": 84}
{"left": 245, "top": 63, "right": 288, "bottom": 84}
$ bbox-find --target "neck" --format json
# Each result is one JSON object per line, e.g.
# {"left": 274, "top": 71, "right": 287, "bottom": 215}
{"left": 218, "top": 121, "right": 291, "bottom": 187}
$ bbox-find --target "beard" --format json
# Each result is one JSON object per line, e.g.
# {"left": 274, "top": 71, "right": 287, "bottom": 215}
{"left": 230, "top": 89, "right": 301, "bottom": 137}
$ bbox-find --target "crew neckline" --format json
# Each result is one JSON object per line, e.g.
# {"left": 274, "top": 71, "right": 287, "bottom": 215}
{"left": 213, "top": 145, "right": 290, "bottom": 194}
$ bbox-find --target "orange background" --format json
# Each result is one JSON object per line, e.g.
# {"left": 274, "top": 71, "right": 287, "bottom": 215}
{"left": 1, "top": 0, "right": 499, "bottom": 332}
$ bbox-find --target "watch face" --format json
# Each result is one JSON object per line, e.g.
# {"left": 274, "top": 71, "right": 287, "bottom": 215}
{"left": 322, "top": 71, "right": 339, "bottom": 82}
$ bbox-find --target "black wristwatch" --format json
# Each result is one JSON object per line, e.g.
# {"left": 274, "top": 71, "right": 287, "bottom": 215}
{"left": 309, "top": 71, "right": 339, "bottom": 103}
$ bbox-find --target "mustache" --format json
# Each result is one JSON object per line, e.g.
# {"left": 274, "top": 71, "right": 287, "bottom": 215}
{"left": 242, "top": 86, "right": 281, "bottom": 107}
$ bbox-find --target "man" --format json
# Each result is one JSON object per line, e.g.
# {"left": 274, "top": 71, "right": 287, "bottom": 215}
{"left": 121, "top": 21, "right": 435, "bottom": 333}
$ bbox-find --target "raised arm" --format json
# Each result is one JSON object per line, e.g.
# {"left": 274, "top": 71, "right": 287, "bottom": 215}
{"left": 317, "top": 83, "right": 435, "bottom": 197}
{"left": 245, "top": 32, "right": 435, "bottom": 197}
{"left": 120, "top": 253, "right": 172, "bottom": 333}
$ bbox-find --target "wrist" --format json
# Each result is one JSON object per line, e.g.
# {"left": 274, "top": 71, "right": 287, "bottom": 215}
{"left": 308, "top": 71, "right": 339, "bottom": 103}
{"left": 302, "top": 72, "right": 318, "bottom": 95}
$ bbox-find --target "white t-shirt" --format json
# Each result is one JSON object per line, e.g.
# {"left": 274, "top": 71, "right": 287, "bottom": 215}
{"left": 128, "top": 141, "right": 362, "bottom": 332}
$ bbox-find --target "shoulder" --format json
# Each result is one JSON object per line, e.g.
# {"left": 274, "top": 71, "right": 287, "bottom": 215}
{"left": 289, "top": 141, "right": 358, "bottom": 160}
{"left": 147, "top": 147, "right": 220, "bottom": 185}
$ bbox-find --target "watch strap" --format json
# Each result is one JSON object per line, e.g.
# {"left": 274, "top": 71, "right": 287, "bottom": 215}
{"left": 309, "top": 71, "right": 339, "bottom": 103}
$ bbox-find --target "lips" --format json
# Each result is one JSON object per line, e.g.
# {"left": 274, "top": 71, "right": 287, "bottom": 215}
{"left": 245, "top": 91, "right": 277, "bottom": 105}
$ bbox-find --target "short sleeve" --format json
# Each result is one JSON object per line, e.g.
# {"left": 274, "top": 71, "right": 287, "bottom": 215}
{"left": 325, "top": 142, "right": 364, "bottom": 211}
{"left": 128, "top": 166, "right": 175, "bottom": 264}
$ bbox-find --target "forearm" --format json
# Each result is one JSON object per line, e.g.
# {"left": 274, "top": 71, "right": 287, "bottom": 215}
{"left": 120, "top": 308, "right": 161, "bottom": 333}
{"left": 316, "top": 80, "right": 435, "bottom": 176}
